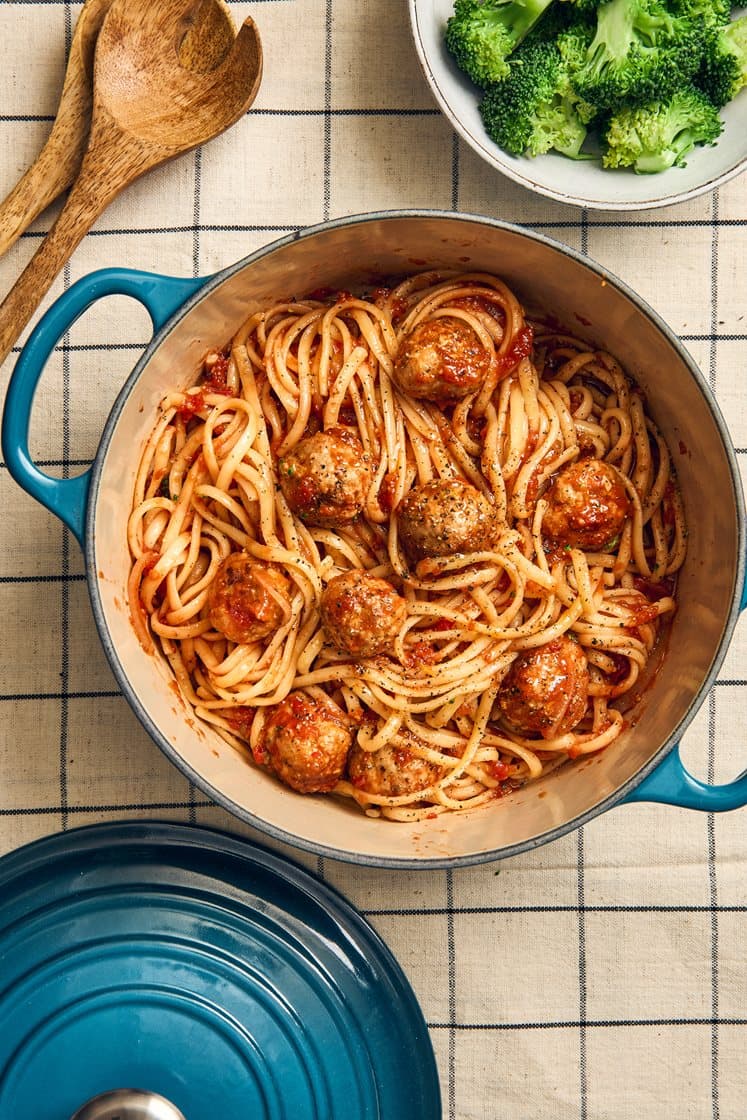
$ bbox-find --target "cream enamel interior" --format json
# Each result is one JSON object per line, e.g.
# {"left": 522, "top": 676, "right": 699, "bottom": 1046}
{"left": 91, "top": 214, "right": 741, "bottom": 865}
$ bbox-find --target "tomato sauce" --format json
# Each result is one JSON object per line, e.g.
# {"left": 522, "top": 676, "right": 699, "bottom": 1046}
{"left": 633, "top": 576, "right": 675, "bottom": 601}
{"left": 431, "top": 617, "right": 455, "bottom": 632}
{"left": 204, "top": 352, "right": 229, "bottom": 390}
{"left": 606, "top": 653, "right": 630, "bottom": 686}
{"left": 224, "top": 706, "right": 256, "bottom": 742}
{"left": 495, "top": 325, "right": 534, "bottom": 378}
{"left": 177, "top": 392, "right": 207, "bottom": 420}
{"left": 378, "top": 473, "right": 398, "bottom": 515}
{"left": 405, "top": 640, "right": 439, "bottom": 667}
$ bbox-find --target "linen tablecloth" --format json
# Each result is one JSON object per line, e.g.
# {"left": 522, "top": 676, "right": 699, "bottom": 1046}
{"left": 0, "top": 2, "right": 745, "bottom": 1117}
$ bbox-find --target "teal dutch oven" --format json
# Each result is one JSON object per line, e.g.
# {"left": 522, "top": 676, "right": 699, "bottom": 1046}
{"left": 3, "top": 211, "right": 747, "bottom": 868}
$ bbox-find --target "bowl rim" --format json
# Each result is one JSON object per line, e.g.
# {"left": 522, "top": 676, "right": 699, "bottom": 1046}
{"left": 407, "top": 0, "right": 747, "bottom": 212}
{"left": 85, "top": 209, "right": 747, "bottom": 867}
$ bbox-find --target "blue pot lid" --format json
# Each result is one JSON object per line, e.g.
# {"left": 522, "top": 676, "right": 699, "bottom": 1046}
{"left": 0, "top": 821, "right": 441, "bottom": 1119}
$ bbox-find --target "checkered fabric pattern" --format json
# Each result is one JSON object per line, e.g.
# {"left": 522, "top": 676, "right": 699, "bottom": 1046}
{"left": 0, "top": 2, "right": 745, "bottom": 1117}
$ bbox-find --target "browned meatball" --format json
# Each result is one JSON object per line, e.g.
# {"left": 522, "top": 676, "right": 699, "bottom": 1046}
{"left": 347, "top": 729, "right": 443, "bottom": 798}
{"left": 495, "top": 635, "right": 589, "bottom": 739}
{"left": 398, "top": 478, "right": 496, "bottom": 561}
{"left": 208, "top": 555, "right": 291, "bottom": 644}
{"left": 278, "top": 428, "right": 371, "bottom": 528}
{"left": 543, "top": 458, "right": 631, "bottom": 552}
{"left": 393, "top": 316, "right": 493, "bottom": 402}
{"left": 256, "top": 692, "right": 352, "bottom": 794}
{"left": 320, "top": 570, "right": 407, "bottom": 658}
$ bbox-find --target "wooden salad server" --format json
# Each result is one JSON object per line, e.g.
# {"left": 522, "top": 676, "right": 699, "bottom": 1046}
{"left": 0, "top": 0, "right": 262, "bottom": 366}
{"left": 0, "top": 0, "right": 113, "bottom": 259}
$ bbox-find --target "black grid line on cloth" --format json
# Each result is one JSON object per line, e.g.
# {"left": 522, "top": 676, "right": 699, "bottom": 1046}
{"left": 185, "top": 144, "right": 205, "bottom": 827}
{"left": 57, "top": 2, "right": 74, "bottom": 837}
{"left": 0, "top": 458, "right": 93, "bottom": 469}
{"left": 361, "top": 903, "right": 747, "bottom": 915}
{"left": 105, "top": 209, "right": 747, "bottom": 232}
{"left": 577, "top": 829, "right": 589, "bottom": 1120}
{"left": 1, "top": 690, "right": 121, "bottom": 702}
{"left": 426, "top": 1017, "right": 747, "bottom": 1030}
{"left": 450, "top": 131, "right": 459, "bottom": 211}
{"left": 446, "top": 869, "right": 457, "bottom": 1120}
{"left": 3, "top": 330, "right": 747, "bottom": 363}
{"left": 313, "top": 0, "right": 334, "bottom": 889}
{"left": 0, "top": 343, "right": 148, "bottom": 358}
{"left": 193, "top": 146, "right": 203, "bottom": 278}
{"left": 708, "top": 691, "right": 721, "bottom": 1118}
{"left": 8, "top": 218, "right": 747, "bottom": 256}
{"left": 322, "top": 0, "right": 332, "bottom": 224}
{"left": 576, "top": 208, "right": 590, "bottom": 1120}
{"left": 708, "top": 187, "right": 721, "bottom": 1120}
{"left": 0, "top": 574, "right": 87, "bottom": 585}
{"left": 708, "top": 190, "right": 720, "bottom": 399}
{"left": 0, "top": 801, "right": 214, "bottom": 816}
{"left": 443, "top": 131, "right": 463, "bottom": 1120}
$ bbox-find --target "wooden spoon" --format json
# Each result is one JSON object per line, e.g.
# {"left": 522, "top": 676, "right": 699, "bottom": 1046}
{"left": 0, "top": 0, "right": 238, "bottom": 259}
{"left": 0, "top": 0, "right": 262, "bottom": 366}
{"left": 0, "top": 0, "right": 113, "bottom": 259}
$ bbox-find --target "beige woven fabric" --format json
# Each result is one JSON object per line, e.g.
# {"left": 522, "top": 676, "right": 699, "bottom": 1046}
{"left": 0, "top": 2, "right": 745, "bottom": 1117}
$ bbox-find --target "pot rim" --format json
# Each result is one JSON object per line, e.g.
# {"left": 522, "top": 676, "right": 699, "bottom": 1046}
{"left": 84, "top": 209, "right": 747, "bottom": 868}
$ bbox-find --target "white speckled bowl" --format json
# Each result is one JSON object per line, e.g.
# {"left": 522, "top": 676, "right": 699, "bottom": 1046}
{"left": 3, "top": 211, "right": 747, "bottom": 866}
{"left": 409, "top": 0, "right": 747, "bottom": 210}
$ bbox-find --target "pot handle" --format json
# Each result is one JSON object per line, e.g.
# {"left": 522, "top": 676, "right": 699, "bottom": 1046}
{"left": 624, "top": 574, "right": 747, "bottom": 812}
{"left": 622, "top": 744, "right": 747, "bottom": 811}
{"left": 1, "top": 268, "right": 207, "bottom": 549}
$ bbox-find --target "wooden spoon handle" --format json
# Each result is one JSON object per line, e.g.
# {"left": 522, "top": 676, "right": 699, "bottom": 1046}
{"left": 0, "top": 0, "right": 112, "bottom": 258}
{"left": 0, "top": 171, "right": 113, "bottom": 366}
{"left": 0, "top": 141, "right": 80, "bottom": 259}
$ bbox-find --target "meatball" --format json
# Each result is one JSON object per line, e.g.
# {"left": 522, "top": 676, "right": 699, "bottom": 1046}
{"left": 398, "top": 478, "right": 496, "bottom": 562}
{"left": 347, "top": 729, "right": 443, "bottom": 799}
{"left": 208, "top": 555, "right": 291, "bottom": 644}
{"left": 278, "top": 428, "right": 371, "bottom": 528}
{"left": 320, "top": 570, "right": 407, "bottom": 658}
{"left": 543, "top": 458, "right": 631, "bottom": 552}
{"left": 393, "top": 316, "right": 493, "bottom": 402}
{"left": 257, "top": 692, "right": 352, "bottom": 794}
{"left": 495, "top": 635, "right": 589, "bottom": 739}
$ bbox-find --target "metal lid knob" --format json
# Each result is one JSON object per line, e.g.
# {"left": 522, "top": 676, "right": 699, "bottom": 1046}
{"left": 69, "top": 1089, "right": 187, "bottom": 1120}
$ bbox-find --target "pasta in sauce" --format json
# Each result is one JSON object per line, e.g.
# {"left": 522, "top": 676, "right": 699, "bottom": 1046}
{"left": 127, "top": 271, "right": 686, "bottom": 822}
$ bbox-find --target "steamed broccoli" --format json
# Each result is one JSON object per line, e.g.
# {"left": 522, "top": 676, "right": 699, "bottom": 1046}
{"left": 556, "top": 16, "right": 597, "bottom": 68}
{"left": 445, "top": 0, "right": 557, "bottom": 87}
{"left": 556, "top": 0, "right": 608, "bottom": 14}
{"left": 480, "top": 35, "right": 597, "bottom": 156}
{"left": 571, "top": 0, "right": 703, "bottom": 109}
{"left": 601, "top": 85, "right": 723, "bottom": 170}
{"left": 666, "top": 0, "right": 731, "bottom": 25}
{"left": 444, "top": 0, "right": 741, "bottom": 173}
{"left": 696, "top": 15, "right": 747, "bottom": 106}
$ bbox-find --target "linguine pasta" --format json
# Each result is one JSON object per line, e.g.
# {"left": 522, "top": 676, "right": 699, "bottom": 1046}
{"left": 127, "top": 271, "right": 686, "bottom": 821}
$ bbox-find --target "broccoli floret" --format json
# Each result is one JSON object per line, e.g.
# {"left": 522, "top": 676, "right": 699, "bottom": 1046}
{"left": 480, "top": 37, "right": 597, "bottom": 157}
{"left": 571, "top": 0, "right": 704, "bottom": 110}
{"left": 666, "top": 0, "right": 731, "bottom": 26}
{"left": 524, "top": 0, "right": 593, "bottom": 43}
{"left": 601, "top": 85, "right": 723, "bottom": 170}
{"left": 556, "top": 0, "right": 608, "bottom": 14}
{"left": 556, "top": 18, "right": 596, "bottom": 68}
{"left": 696, "top": 15, "right": 747, "bottom": 107}
{"left": 445, "top": 0, "right": 557, "bottom": 87}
